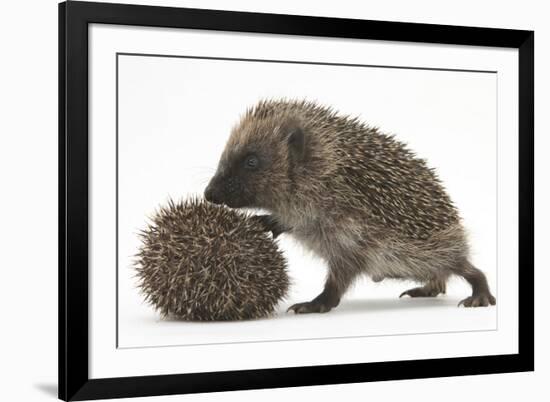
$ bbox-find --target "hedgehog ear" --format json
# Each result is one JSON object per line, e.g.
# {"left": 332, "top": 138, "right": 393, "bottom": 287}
{"left": 287, "top": 126, "right": 305, "bottom": 162}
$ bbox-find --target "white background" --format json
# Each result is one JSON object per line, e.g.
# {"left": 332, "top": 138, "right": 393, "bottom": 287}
{"left": 117, "top": 52, "right": 498, "bottom": 348}
{"left": 0, "top": 0, "right": 546, "bottom": 401}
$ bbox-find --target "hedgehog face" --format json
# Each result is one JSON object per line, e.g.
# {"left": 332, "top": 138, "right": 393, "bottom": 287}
{"left": 205, "top": 115, "right": 305, "bottom": 210}
{"left": 204, "top": 149, "right": 266, "bottom": 208}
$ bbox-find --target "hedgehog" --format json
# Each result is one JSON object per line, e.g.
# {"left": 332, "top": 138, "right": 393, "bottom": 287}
{"left": 204, "top": 99, "right": 496, "bottom": 313}
{"left": 134, "top": 198, "right": 290, "bottom": 320}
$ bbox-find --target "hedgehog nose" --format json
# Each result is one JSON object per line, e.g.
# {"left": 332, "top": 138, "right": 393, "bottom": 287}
{"left": 204, "top": 186, "right": 214, "bottom": 202}
{"left": 204, "top": 185, "right": 221, "bottom": 204}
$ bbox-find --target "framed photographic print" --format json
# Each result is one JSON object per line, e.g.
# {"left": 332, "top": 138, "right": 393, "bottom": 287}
{"left": 59, "top": 1, "right": 534, "bottom": 400}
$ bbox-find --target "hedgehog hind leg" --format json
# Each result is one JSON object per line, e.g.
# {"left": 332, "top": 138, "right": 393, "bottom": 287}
{"left": 453, "top": 260, "right": 496, "bottom": 307}
{"left": 399, "top": 276, "right": 447, "bottom": 298}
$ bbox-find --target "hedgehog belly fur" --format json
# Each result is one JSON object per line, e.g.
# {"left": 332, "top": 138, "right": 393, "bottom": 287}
{"left": 284, "top": 207, "right": 468, "bottom": 284}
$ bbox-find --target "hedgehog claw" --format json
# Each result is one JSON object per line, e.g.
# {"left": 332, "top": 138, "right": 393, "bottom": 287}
{"left": 399, "top": 289, "right": 413, "bottom": 298}
{"left": 287, "top": 301, "right": 332, "bottom": 314}
{"left": 251, "top": 215, "right": 291, "bottom": 239}
{"left": 399, "top": 287, "right": 441, "bottom": 298}
{"left": 458, "top": 293, "right": 496, "bottom": 308}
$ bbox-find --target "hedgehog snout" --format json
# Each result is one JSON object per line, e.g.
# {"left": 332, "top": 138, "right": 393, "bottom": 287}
{"left": 225, "top": 177, "right": 240, "bottom": 194}
{"left": 205, "top": 174, "right": 242, "bottom": 204}
{"left": 204, "top": 182, "right": 223, "bottom": 205}
{"left": 205, "top": 173, "right": 250, "bottom": 208}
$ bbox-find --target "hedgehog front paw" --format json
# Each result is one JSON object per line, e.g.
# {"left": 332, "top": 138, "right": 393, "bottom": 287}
{"left": 458, "top": 293, "right": 496, "bottom": 307}
{"left": 287, "top": 300, "right": 332, "bottom": 314}
{"left": 251, "top": 215, "right": 290, "bottom": 239}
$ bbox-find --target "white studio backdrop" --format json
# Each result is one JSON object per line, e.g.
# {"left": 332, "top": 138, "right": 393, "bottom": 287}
{"left": 117, "top": 54, "right": 498, "bottom": 348}
{"left": 89, "top": 23, "right": 518, "bottom": 379}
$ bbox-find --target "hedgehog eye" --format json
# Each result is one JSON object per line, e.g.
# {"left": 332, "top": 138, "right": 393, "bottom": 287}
{"left": 244, "top": 154, "right": 259, "bottom": 170}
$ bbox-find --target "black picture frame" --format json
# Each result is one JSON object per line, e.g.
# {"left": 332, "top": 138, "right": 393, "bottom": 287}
{"left": 59, "top": 1, "right": 534, "bottom": 400}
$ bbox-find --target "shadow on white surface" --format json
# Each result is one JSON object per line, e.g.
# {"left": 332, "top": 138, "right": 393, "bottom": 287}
{"left": 34, "top": 383, "right": 57, "bottom": 398}
{"left": 142, "top": 296, "right": 465, "bottom": 324}
{"left": 335, "top": 296, "right": 461, "bottom": 314}
{"left": 118, "top": 293, "right": 496, "bottom": 349}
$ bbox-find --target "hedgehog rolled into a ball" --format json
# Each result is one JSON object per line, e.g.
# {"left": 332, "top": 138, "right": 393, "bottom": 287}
{"left": 135, "top": 198, "right": 289, "bottom": 321}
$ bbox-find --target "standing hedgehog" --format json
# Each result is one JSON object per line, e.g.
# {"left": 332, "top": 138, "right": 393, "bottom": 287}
{"left": 204, "top": 99, "right": 496, "bottom": 313}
